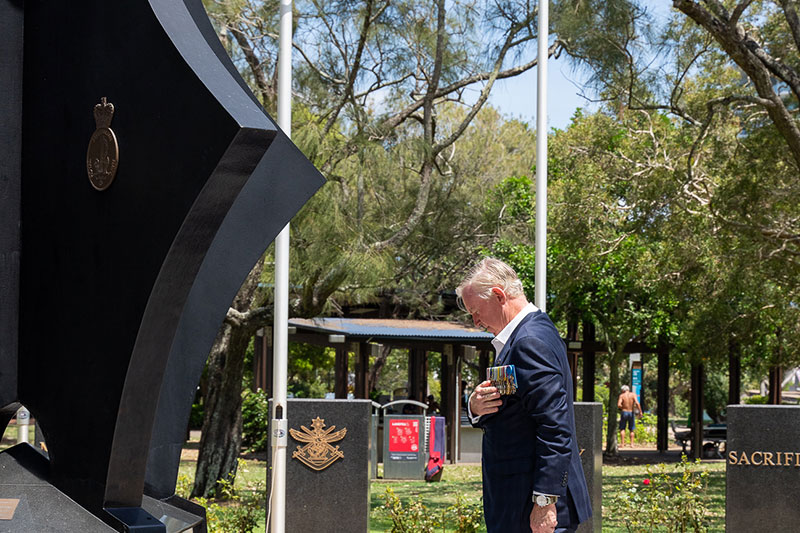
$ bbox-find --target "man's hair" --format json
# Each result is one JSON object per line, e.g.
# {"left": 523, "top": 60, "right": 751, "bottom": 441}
{"left": 456, "top": 257, "right": 525, "bottom": 305}
{"left": 621, "top": 385, "right": 630, "bottom": 392}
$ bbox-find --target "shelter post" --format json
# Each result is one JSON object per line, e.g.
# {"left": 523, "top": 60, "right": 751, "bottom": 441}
{"left": 728, "top": 340, "right": 741, "bottom": 405}
{"left": 690, "top": 361, "right": 704, "bottom": 459}
{"left": 408, "top": 348, "right": 427, "bottom": 408}
{"left": 581, "top": 321, "right": 596, "bottom": 402}
{"left": 354, "top": 342, "right": 370, "bottom": 399}
{"left": 768, "top": 365, "right": 782, "bottom": 405}
{"left": 334, "top": 345, "right": 348, "bottom": 398}
{"left": 440, "top": 344, "right": 461, "bottom": 464}
{"left": 566, "top": 320, "right": 579, "bottom": 399}
{"left": 478, "top": 349, "right": 490, "bottom": 381}
{"left": 656, "top": 341, "right": 669, "bottom": 452}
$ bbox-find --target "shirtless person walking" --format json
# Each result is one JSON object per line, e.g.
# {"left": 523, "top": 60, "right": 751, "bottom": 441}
{"left": 617, "top": 385, "right": 642, "bottom": 448}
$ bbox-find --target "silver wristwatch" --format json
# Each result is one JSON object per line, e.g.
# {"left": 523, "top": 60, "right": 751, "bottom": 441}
{"left": 534, "top": 494, "right": 558, "bottom": 507}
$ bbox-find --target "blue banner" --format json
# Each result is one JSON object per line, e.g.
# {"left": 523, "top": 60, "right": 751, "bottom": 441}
{"left": 632, "top": 367, "right": 643, "bottom": 406}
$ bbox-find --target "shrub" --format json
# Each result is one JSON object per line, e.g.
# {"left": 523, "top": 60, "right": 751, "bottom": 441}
{"left": 744, "top": 394, "right": 768, "bottom": 405}
{"left": 610, "top": 455, "right": 709, "bottom": 533}
{"left": 241, "top": 388, "right": 269, "bottom": 452}
{"left": 633, "top": 412, "right": 658, "bottom": 444}
{"left": 379, "top": 487, "right": 483, "bottom": 533}
{"left": 177, "top": 459, "right": 266, "bottom": 533}
{"left": 196, "top": 460, "right": 266, "bottom": 533}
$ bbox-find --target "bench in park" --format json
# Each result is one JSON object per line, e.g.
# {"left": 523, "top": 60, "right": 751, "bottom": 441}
{"left": 671, "top": 421, "right": 726, "bottom": 458}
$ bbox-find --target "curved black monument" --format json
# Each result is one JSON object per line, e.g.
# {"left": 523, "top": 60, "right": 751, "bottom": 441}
{"left": 1, "top": 0, "right": 324, "bottom": 531}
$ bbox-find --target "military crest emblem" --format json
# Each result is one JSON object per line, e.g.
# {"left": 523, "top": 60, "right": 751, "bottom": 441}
{"left": 86, "top": 97, "right": 119, "bottom": 191}
{"left": 289, "top": 417, "right": 347, "bottom": 471}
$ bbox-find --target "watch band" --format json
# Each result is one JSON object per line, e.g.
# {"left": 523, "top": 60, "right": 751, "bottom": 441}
{"left": 533, "top": 494, "right": 558, "bottom": 506}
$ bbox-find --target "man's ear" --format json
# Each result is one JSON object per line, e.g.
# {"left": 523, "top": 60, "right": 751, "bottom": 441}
{"left": 490, "top": 286, "right": 507, "bottom": 304}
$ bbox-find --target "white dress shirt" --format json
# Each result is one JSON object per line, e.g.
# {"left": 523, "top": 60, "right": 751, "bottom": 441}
{"left": 469, "top": 302, "right": 538, "bottom": 423}
{"left": 490, "top": 302, "right": 539, "bottom": 354}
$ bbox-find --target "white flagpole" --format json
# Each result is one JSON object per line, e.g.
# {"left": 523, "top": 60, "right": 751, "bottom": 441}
{"left": 271, "top": 0, "right": 292, "bottom": 531}
{"left": 535, "top": 0, "right": 549, "bottom": 311}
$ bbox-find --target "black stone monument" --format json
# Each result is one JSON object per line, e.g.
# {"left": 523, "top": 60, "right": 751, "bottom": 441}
{"left": 1, "top": 0, "right": 324, "bottom": 531}
{"left": 574, "top": 402, "right": 602, "bottom": 533}
{"left": 268, "top": 400, "right": 372, "bottom": 533}
{"left": 726, "top": 405, "right": 800, "bottom": 532}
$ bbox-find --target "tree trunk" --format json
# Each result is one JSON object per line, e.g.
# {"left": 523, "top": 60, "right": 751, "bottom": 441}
{"left": 191, "top": 324, "right": 248, "bottom": 498}
{"left": 191, "top": 258, "right": 265, "bottom": 498}
{"left": 368, "top": 345, "right": 392, "bottom": 394}
{"left": 604, "top": 350, "right": 623, "bottom": 456}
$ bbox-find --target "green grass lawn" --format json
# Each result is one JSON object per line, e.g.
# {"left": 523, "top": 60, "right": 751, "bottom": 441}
{"left": 600, "top": 461, "right": 726, "bottom": 532}
{"left": 370, "top": 461, "right": 726, "bottom": 533}
{"left": 370, "top": 464, "right": 486, "bottom": 533}
{"left": 3, "top": 427, "right": 726, "bottom": 533}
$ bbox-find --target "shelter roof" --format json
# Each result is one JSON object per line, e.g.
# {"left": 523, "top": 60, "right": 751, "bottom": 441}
{"left": 289, "top": 317, "right": 494, "bottom": 344}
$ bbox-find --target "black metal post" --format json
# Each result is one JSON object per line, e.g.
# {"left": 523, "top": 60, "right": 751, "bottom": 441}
{"left": 728, "top": 340, "right": 741, "bottom": 406}
{"left": 581, "top": 321, "right": 596, "bottom": 402}
{"left": 690, "top": 362, "right": 704, "bottom": 459}
{"left": 657, "top": 342, "right": 669, "bottom": 453}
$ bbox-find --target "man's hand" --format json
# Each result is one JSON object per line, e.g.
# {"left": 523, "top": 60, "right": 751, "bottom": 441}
{"left": 530, "top": 503, "right": 557, "bottom": 533}
{"left": 469, "top": 380, "right": 501, "bottom": 416}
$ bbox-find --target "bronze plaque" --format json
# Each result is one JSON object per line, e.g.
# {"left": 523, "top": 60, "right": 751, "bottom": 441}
{"left": 86, "top": 97, "right": 119, "bottom": 191}
{"left": 289, "top": 417, "right": 346, "bottom": 471}
{"left": 0, "top": 499, "right": 20, "bottom": 520}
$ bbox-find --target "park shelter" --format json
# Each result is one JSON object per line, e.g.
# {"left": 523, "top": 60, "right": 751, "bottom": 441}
{"left": 253, "top": 317, "right": 756, "bottom": 460}
{"left": 255, "top": 318, "right": 495, "bottom": 463}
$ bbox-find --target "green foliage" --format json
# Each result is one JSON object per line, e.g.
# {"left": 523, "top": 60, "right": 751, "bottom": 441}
{"left": 744, "top": 395, "right": 768, "bottom": 405}
{"left": 703, "top": 370, "right": 728, "bottom": 422}
{"left": 177, "top": 460, "right": 266, "bottom": 533}
{"left": 185, "top": 459, "right": 267, "bottom": 533}
{"left": 633, "top": 412, "right": 658, "bottom": 445}
{"left": 287, "top": 343, "right": 333, "bottom": 398}
{"left": 241, "top": 389, "right": 268, "bottom": 452}
{"left": 610, "top": 456, "right": 710, "bottom": 533}
{"left": 189, "top": 401, "right": 205, "bottom": 430}
{"left": 379, "top": 487, "right": 483, "bottom": 533}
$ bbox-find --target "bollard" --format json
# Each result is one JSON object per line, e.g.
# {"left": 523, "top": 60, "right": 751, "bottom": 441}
{"left": 16, "top": 406, "right": 29, "bottom": 444}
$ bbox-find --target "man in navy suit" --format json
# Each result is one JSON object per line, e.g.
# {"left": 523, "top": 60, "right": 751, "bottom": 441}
{"left": 457, "top": 258, "right": 591, "bottom": 533}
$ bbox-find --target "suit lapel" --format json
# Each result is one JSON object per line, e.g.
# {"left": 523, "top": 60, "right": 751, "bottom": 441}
{"left": 493, "top": 310, "right": 541, "bottom": 366}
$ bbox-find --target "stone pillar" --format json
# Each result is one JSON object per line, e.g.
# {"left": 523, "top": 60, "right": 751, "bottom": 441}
{"left": 269, "top": 399, "right": 372, "bottom": 533}
{"left": 574, "top": 403, "right": 602, "bottom": 533}
{"left": 726, "top": 405, "right": 800, "bottom": 532}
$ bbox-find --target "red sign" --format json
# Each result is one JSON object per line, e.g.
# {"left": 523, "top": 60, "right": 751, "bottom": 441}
{"left": 388, "top": 419, "right": 420, "bottom": 453}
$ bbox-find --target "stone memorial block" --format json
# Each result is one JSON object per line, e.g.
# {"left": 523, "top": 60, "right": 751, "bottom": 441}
{"left": 1, "top": 0, "right": 324, "bottom": 530}
{"left": 574, "top": 402, "right": 602, "bottom": 533}
{"left": 726, "top": 405, "right": 800, "bottom": 533}
{"left": 269, "top": 400, "right": 372, "bottom": 533}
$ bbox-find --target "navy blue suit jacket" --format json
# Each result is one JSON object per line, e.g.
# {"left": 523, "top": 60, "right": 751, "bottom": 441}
{"left": 475, "top": 310, "right": 591, "bottom": 532}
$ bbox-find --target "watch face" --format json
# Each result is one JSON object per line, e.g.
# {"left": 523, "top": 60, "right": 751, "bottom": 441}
{"left": 536, "top": 495, "right": 547, "bottom": 506}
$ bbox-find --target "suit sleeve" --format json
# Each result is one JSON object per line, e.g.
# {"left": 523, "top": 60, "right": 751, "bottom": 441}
{"left": 514, "top": 335, "right": 572, "bottom": 497}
